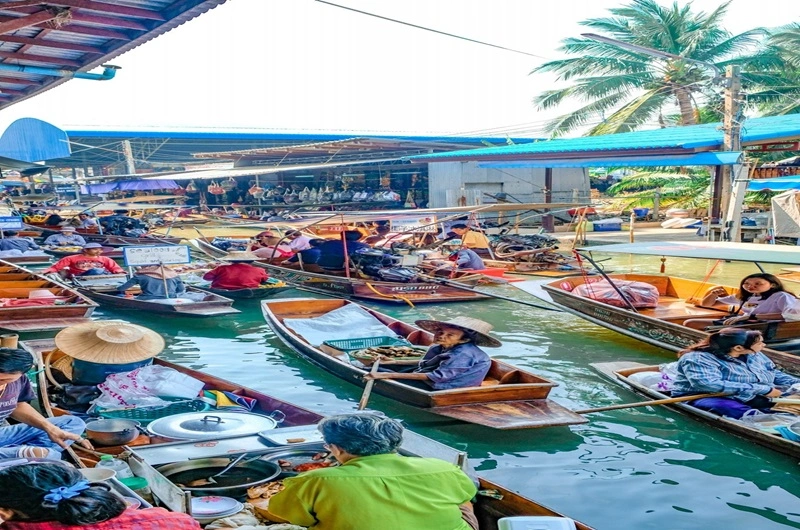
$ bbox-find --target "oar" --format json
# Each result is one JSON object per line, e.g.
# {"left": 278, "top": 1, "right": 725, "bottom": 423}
{"left": 418, "top": 274, "right": 563, "bottom": 312}
{"left": 574, "top": 392, "right": 728, "bottom": 414}
{"left": 358, "top": 358, "right": 382, "bottom": 410}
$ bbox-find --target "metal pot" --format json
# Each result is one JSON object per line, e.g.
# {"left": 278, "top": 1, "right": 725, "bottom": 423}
{"left": 146, "top": 411, "right": 283, "bottom": 442}
{"left": 156, "top": 457, "right": 282, "bottom": 498}
{"left": 84, "top": 419, "right": 141, "bottom": 446}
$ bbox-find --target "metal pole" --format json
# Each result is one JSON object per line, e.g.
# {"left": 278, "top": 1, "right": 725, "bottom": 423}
{"left": 719, "top": 65, "right": 742, "bottom": 224}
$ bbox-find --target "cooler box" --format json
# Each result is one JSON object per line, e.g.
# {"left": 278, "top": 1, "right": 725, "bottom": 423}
{"left": 592, "top": 221, "right": 621, "bottom": 232}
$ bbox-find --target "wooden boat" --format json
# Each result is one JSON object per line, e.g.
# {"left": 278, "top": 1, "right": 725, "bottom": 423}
{"left": 0, "top": 252, "right": 52, "bottom": 265}
{"left": 206, "top": 285, "right": 294, "bottom": 300}
{"left": 33, "top": 226, "right": 183, "bottom": 247}
{"left": 0, "top": 261, "right": 97, "bottom": 332}
{"left": 256, "top": 262, "right": 490, "bottom": 304}
{"left": 74, "top": 276, "right": 240, "bottom": 317}
{"left": 518, "top": 242, "right": 800, "bottom": 375}
{"left": 27, "top": 338, "right": 594, "bottom": 530}
{"left": 262, "top": 298, "right": 586, "bottom": 429}
{"left": 43, "top": 245, "right": 123, "bottom": 259}
{"left": 592, "top": 361, "right": 800, "bottom": 459}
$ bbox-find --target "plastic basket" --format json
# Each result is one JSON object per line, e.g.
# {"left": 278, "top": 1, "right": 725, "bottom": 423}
{"left": 322, "top": 336, "right": 411, "bottom": 353}
{"left": 95, "top": 398, "right": 210, "bottom": 426}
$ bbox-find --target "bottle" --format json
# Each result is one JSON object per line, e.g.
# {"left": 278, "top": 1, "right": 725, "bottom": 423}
{"left": 119, "top": 476, "right": 154, "bottom": 505}
{"left": 95, "top": 454, "right": 134, "bottom": 479}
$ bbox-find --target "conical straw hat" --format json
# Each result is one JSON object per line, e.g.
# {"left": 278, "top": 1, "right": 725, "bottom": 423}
{"left": 414, "top": 316, "right": 501, "bottom": 347}
{"left": 55, "top": 321, "right": 165, "bottom": 364}
{"left": 222, "top": 251, "right": 261, "bottom": 262}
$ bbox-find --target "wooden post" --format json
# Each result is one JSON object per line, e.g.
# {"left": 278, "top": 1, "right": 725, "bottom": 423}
{"left": 629, "top": 212, "right": 636, "bottom": 243}
{"left": 159, "top": 262, "right": 169, "bottom": 299}
{"left": 542, "top": 168, "right": 554, "bottom": 232}
{"left": 718, "top": 65, "right": 742, "bottom": 222}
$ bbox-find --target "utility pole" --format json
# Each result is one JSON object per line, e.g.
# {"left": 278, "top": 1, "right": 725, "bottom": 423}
{"left": 718, "top": 65, "right": 742, "bottom": 225}
{"left": 121, "top": 140, "right": 136, "bottom": 175}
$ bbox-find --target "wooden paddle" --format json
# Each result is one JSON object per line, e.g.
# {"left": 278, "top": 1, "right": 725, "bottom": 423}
{"left": 574, "top": 392, "right": 728, "bottom": 414}
{"left": 357, "top": 358, "right": 382, "bottom": 410}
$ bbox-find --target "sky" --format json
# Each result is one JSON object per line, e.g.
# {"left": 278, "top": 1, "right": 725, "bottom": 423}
{"left": 0, "top": 0, "right": 794, "bottom": 138}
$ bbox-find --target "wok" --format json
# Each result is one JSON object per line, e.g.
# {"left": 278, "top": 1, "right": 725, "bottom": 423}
{"left": 84, "top": 419, "right": 141, "bottom": 446}
{"left": 157, "top": 456, "right": 281, "bottom": 498}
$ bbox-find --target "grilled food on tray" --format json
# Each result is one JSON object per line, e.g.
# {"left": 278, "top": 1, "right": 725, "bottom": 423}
{"left": 351, "top": 345, "right": 427, "bottom": 361}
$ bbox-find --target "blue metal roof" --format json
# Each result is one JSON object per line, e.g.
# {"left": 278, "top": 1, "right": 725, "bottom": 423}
{"left": 478, "top": 151, "right": 743, "bottom": 168}
{"left": 410, "top": 115, "right": 800, "bottom": 162}
{"left": 748, "top": 177, "right": 800, "bottom": 191}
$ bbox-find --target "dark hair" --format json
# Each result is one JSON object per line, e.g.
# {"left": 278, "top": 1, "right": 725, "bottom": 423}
{"left": 681, "top": 328, "right": 763, "bottom": 357}
{"left": 4, "top": 230, "right": 18, "bottom": 236}
{"left": 0, "top": 348, "right": 34, "bottom": 374}
{"left": 309, "top": 238, "right": 328, "bottom": 247}
{"left": 343, "top": 230, "right": 363, "bottom": 242}
{"left": 112, "top": 209, "right": 129, "bottom": 214}
{"left": 375, "top": 225, "right": 391, "bottom": 234}
{"left": 285, "top": 230, "right": 300, "bottom": 237}
{"left": 319, "top": 413, "right": 403, "bottom": 456}
{"left": 736, "top": 273, "right": 791, "bottom": 302}
{"left": 0, "top": 463, "right": 126, "bottom": 525}
{"left": 451, "top": 223, "right": 468, "bottom": 230}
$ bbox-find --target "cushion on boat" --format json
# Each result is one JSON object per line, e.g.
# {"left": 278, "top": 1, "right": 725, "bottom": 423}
{"left": 573, "top": 280, "right": 660, "bottom": 308}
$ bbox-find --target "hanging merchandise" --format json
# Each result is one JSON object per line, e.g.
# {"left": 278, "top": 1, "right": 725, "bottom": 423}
{"left": 185, "top": 180, "right": 198, "bottom": 192}
{"left": 173, "top": 186, "right": 187, "bottom": 196}
{"left": 404, "top": 190, "right": 417, "bottom": 208}
{"left": 248, "top": 184, "right": 265, "bottom": 198}
{"left": 299, "top": 187, "right": 310, "bottom": 202}
{"left": 220, "top": 177, "right": 237, "bottom": 191}
{"left": 208, "top": 181, "right": 225, "bottom": 195}
{"left": 309, "top": 188, "right": 319, "bottom": 202}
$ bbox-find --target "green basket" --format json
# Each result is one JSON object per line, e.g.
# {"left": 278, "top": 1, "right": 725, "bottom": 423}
{"left": 95, "top": 398, "right": 210, "bottom": 426}
{"left": 322, "top": 335, "right": 411, "bottom": 353}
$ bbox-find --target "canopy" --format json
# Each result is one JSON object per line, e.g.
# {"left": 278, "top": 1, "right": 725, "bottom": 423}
{"left": 748, "top": 177, "right": 800, "bottom": 192}
{"left": 81, "top": 180, "right": 180, "bottom": 195}
{"left": 771, "top": 190, "right": 800, "bottom": 238}
{"left": 578, "top": 241, "right": 800, "bottom": 265}
{"left": 477, "top": 151, "right": 743, "bottom": 169}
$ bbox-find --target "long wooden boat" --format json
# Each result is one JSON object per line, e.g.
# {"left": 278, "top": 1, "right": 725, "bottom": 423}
{"left": 516, "top": 242, "right": 800, "bottom": 375}
{"left": 32, "top": 225, "right": 183, "bottom": 247}
{"left": 0, "top": 252, "right": 52, "bottom": 265}
{"left": 256, "top": 262, "right": 490, "bottom": 304}
{"left": 0, "top": 261, "right": 97, "bottom": 332}
{"left": 262, "top": 297, "right": 586, "bottom": 429}
{"left": 592, "top": 361, "right": 800, "bottom": 459}
{"left": 206, "top": 285, "right": 294, "bottom": 300}
{"left": 26, "top": 338, "right": 594, "bottom": 530}
{"left": 43, "top": 245, "right": 123, "bottom": 259}
{"left": 74, "top": 279, "right": 240, "bottom": 317}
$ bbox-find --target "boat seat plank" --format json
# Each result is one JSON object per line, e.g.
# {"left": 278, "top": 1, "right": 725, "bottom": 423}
{"left": 0, "top": 317, "right": 93, "bottom": 332}
{"left": 428, "top": 400, "right": 587, "bottom": 429}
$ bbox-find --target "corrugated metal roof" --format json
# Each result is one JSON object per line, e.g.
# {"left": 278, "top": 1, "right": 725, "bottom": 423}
{"left": 0, "top": 0, "right": 229, "bottom": 109}
{"left": 410, "top": 115, "right": 800, "bottom": 162}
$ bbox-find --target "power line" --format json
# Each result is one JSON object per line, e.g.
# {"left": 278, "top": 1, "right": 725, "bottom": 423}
{"left": 314, "top": 0, "right": 548, "bottom": 59}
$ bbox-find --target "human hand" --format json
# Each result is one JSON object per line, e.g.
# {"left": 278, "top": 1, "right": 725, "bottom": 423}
{"left": 723, "top": 315, "right": 748, "bottom": 325}
{"left": 765, "top": 388, "right": 783, "bottom": 398}
{"left": 363, "top": 372, "right": 391, "bottom": 381}
{"left": 46, "top": 427, "right": 92, "bottom": 450}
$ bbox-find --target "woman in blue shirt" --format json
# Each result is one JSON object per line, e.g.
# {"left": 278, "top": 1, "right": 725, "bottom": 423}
{"left": 672, "top": 327, "right": 800, "bottom": 418}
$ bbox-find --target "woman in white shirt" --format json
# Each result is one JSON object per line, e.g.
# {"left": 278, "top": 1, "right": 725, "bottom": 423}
{"left": 684, "top": 273, "right": 800, "bottom": 329}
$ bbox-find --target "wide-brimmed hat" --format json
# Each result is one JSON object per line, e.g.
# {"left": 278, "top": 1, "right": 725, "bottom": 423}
{"left": 55, "top": 321, "right": 165, "bottom": 364}
{"left": 414, "top": 316, "right": 501, "bottom": 347}
{"left": 83, "top": 243, "right": 103, "bottom": 249}
{"left": 255, "top": 231, "right": 275, "bottom": 239}
{"left": 222, "top": 250, "right": 261, "bottom": 262}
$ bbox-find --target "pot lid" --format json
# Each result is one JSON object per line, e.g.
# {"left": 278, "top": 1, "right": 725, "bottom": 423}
{"left": 191, "top": 496, "right": 240, "bottom": 516}
{"left": 147, "top": 412, "right": 277, "bottom": 441}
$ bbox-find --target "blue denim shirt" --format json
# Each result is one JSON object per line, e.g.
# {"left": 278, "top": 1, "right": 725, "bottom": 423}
{"left": 415, "top": 342, "right": 491, "bottom": 390}
{"left": 117, "top": 274, "right": 186, "bottom": 300}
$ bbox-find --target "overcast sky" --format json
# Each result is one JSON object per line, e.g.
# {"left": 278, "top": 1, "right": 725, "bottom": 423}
{"left": 0, "top": 0, "right": 793, "bottom": 137}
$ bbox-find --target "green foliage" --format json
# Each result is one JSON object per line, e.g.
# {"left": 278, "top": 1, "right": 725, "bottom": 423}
{"left": 604, "top": 169, "right": 711, "bottom": 209}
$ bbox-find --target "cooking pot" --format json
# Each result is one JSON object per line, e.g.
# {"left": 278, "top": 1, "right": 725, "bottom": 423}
{"left": 146, "top": 411, "right": 283, "bottom": 442}
{"left": 156, "top": 457, "right": 282, "bottom": 498}
{"left": 84, "top": 419, "right": 141, "bottom": 446}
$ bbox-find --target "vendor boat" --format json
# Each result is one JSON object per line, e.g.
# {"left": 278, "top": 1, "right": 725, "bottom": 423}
{"left": 592, "top": 361, "right": 800, "bottom": 459}
{"left": 73, "top": 274, "right": 240, "bottom": 317}
{"left": 0, "top": 252, "right": 52, "bottom": 266}
{"left": 43, "top": 245, "right": 123, "bottom": 259}
{"left": 205, "top": 284, "right": 293, "bottom": 300}
{"left": 33, "top": 225, "right": 183, "bottom": 247}
{"left": 26, "top": 338, "right": 595, "bottom": 530}
{"left": 516, "top": 242, "right": 800, "bottom": 375}
{"left": 262, "top": 297, "right": 587, "bottom": 430}
{"left": 0, "top": 261, "right": 96, "bottom": 332}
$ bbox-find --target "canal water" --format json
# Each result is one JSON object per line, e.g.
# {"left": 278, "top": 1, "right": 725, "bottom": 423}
{"left": 84, "top": 253, "right": 800, "bottom": 530}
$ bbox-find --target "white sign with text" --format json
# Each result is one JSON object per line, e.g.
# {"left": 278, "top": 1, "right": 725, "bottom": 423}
{"left": 123, "top": 245, "right": 191, "bottom": 266}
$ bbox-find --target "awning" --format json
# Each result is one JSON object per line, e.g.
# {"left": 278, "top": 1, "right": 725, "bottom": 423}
{"left": 748, "top": 177, "right": 800, "bottom": 192}
{"left": 578, "top": 241, "right": 800, "bottom": 265}
{"left": 477, "top": 151, "right": 743, "bottom": 169}
{"left": 81, "top": 179, "right": 179, "bottom": 194}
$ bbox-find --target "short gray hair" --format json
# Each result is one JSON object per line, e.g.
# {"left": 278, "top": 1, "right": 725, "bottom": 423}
{"left": 318, "top": 413, "right": 403, "bottom": 456}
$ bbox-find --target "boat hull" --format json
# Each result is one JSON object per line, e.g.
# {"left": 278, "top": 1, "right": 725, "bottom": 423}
{"left": 78, "top": 286, "right": 240, "bottom": 317}
{"left": 206, "top": 286, "right": 293, "bottom": 300}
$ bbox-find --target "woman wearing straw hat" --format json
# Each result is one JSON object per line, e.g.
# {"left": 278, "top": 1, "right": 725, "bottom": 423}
{"left": 364, "top": 317, "right": 500, "bottom": 390}
{"left": 116, "top": 265, "right": 186, "bottom": 300}
{"left": 202, "top": 251, "right": 270, "bottom": 290}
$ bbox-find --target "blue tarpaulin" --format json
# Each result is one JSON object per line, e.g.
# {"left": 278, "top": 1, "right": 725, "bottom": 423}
{"left": 81, "top": 179, "right": 179, "bottom": 194}
{"left": 748, "top": 177, "right": 800, "bottom": 191}
{"left": 477, "top": 151, "right": 743, "bottom": 169}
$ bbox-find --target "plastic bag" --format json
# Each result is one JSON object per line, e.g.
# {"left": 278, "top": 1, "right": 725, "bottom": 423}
{"left": 738, "top": 409, "right": 798, "bottom": 433}
{"left": 94, "top": 365, "right": 205, "bottom": 408}
{"left": 573, "top": 279, "right": 660, "bottom": 308}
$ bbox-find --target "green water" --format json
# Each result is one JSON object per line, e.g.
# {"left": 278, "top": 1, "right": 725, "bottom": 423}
{"left": 85, "top": 254, "right": 800, "bottom": 530}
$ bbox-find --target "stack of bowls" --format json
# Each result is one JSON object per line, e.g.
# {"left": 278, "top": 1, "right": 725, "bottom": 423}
{"left": 191, "top": 496, "right": 244, "bottom": 524}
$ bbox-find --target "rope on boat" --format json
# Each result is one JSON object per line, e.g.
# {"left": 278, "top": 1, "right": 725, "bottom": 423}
{"left": 364, "top": 282, "right": 415, "bottom": 308}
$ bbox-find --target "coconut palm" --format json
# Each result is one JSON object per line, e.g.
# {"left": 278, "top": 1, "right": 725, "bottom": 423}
{"left": 604, "top": 169, "right": 711, "bottom": 210}
{"left": 532, "top": 0, "right": 765, "bottom": 137}
{"left": 748, "top": 23, "right": 800, "bottom": 115}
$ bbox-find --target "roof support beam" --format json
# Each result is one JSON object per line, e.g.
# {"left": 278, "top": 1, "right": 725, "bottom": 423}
{"left": 66, "top": 13, "right": 151, "bottom": 31}
{"left": 16, "top": 1, "right": 167, "bottom": 21}
{"left": 0, "top": 9, "right": 62, "bottom": 35}
{"left": 0, "top": 50, "right": 81, "bottom": 67}
{"left": 0, "top": 33, "right": 104, "bottom": 54}
{"left": 0, "top": 76, "right": 40, "bottom": 86}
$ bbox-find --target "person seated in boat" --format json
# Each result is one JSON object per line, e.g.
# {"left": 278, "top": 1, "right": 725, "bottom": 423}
{"left": 43, "top": 214, "right": 64, "bottom": 228}
{"left": 0, "top": 348, "right": 90, "bottom": 460}
{"left": 116, "top": 265, "right": 186, "bottom": 300}
{"left": 76, "top": 213, "right": 98, "bottom": 230}
{"left": 0, "top": 231, "right": 39, "bottom": 253}
{"left": 42, "top": 243, "right": 125, "bottom": 279}
{"left": 671, "top": 328, "right": 800, "bottom": 419}
{"left": 0, "top": 462, "right": 201, "bottom": 530}
{"left": 203, "top": 251, "right": 270, "bottom": 290}
{"left": 316, "top": 230, "right": 370, "bottom": 270}
{"left": 282, "top": 238, "right": 327, "bottom": 266}
{"left": 43, "top": 226, "right": 86, "bottom": 248}
{"left": 447, "top": 246, "right": 485, "bottom": 271}
{"left": 268, "top": 413, "right": 479, "bottom": 530}
{"left": 362, "top": 223, "right": 392, "bottom": 246}
{"left": 364, "top": 317, "right": 498, "bottom": 390}
{"left": 99, "top": 210, "right": 146, "bottom": 237}
{"left": 284, "top": 229, "right": 312, "bottom": 252}
{"left": 684, "top": 274, "right": 800, "bottom": 330}
{"left": 449, "top": 223, "right": 491, "bottom": 255}
{"left": 251, "top": 232, "right": 293, "bottom": 260}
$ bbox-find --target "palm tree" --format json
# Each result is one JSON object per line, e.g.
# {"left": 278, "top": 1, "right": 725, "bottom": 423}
{"left": 748, "top": 23, "right": 800, "bottom": 115}
{"left": 604, "top": 169, "right": 711, "bottom": 210}
{"left": 532, "top": 0, "right": 765, "bottom": 137}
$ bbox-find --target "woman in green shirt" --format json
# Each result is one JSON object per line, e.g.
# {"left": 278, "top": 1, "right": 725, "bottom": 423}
{"left": 268, "top": 413, "right": 478, "bottom": 530}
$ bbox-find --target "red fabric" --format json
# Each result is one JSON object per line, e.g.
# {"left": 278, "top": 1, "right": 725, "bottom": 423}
{"left": 43, "top": 255, "right": 124, "bottom": 276}
{"left": 1, "top": 508, "right": 200, "bottom": 530}
{"left": 203, "top": 263, "right": 268, "bottom": 289}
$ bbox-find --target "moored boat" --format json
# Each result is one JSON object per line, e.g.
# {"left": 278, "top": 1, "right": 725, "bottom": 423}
{"left": 261, "top": 297, "right": 586, "bottom": 429}
{"left": 26, "top": 338, "right": 595, "bottom": 530}
{"left": 591, "top": 361, "right": 800, "bottom": 459}
{"left": 0, "top": 261, "right": 96, "bottom": 332}
{"left": 43, "top": 245, "right": 124, "bottom": 259}
{"left": 205, "top": 285, "right": 294, "bottom": 300}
